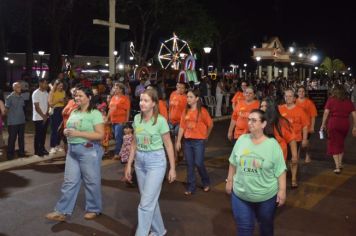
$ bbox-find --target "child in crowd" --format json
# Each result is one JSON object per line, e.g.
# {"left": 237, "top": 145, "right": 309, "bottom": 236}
{"left": 117, "top": 123, "right": 134, "bottom": 164}
{"left": 97, "top": 102, "right": 111, "bottom": 155}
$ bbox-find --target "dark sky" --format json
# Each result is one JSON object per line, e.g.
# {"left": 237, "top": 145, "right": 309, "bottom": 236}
{"left": 203, "top": 0, "right": 355, "bottom": 67}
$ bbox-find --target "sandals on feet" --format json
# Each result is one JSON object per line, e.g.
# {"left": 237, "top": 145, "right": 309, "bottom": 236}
{"left": 291, "top": 181, "right": 298, "bottom": 189}
{"left": 203, "top": 186, "right": 211, "bottom": 192}
{"left": 333, "top": 168, "right": 341, "bottom": 174}
{"left": 184, "top": 191, "right": 192, "bottom": 196}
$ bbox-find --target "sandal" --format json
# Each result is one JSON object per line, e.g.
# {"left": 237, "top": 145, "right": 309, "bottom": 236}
{"left": 291, "top": 180, "right": 298, "bottom": 189}
{"left": 203, "top": 186, "right": 211, "bottom": 192}
{"left": 333, "top": 168, "right": 341, "bottom": 174}
{"left": 184, "top": 191, "right": 192, "bottom": 196}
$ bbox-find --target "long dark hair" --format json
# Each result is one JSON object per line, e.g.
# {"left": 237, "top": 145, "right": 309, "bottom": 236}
{"left": 185, "top": 88, "right": 202, "bottom": 122}
{"left": 76, "top": 85, "right": 96, "bottom": 112}
{"left": 261, "top": 97, "right": 290, "bottom": 138}
{"left": 140, "top": 88, "right": 159, "bottom": 125}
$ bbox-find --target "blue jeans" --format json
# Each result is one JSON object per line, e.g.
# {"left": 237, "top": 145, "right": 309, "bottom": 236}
{"left": 135, "top": 149, "right": 167, "bottom": 236}
{"left": 50, "top": 107, "right": 63, "bottom": 148}
{"left": 54, "top": 142, "right": 103, "bottom": 215}
{"left": 184, "top": 139, "right": 210, "bottom": 193}
{"left": 231, "top": 192, "right": 277, "bottom": 236}
{"left": 112, "top": 123, "right": 124, "bottom": 155}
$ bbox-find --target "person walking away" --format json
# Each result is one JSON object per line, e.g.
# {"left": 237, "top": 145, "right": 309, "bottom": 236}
{"left": 320, "top": 85, "right": 356, "bottom": 174}
{"left": 5, "top": 82, "right": 26, "bottom": 160}
{"left": 46, "top": 86, "right": 105, "bottom": 221}
{"left": 226, "top": 109, "right": 286, "bottom": 236}
{"left": 279, "top": 89, "right": 309, "bottom": 188}
{"left": 296, "top": 86, "right": 317, "bottom": 163}
{"left": 228, "top": 86, "right": 259, "bottom": 142}
{"left": 32, "top": 78, "right": 50, "bottom": 157}
{"left": 48, "top": 79, "right": 67, "bottom": 154}
{"left": 215, "top": 78, "right": 225, "bottom": 117}
{"left": 108, "top": 82, "right": 131, "bottom": 159}
{"left": 176, "top": 89, "right": 213, "bottom": 195}
{"left": 125, "top": 88, "right": 176, "bottom": 236}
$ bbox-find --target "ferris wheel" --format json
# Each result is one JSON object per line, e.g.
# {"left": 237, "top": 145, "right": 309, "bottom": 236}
{"left": 158, "top": 33, "right": 193, "bottom": 70}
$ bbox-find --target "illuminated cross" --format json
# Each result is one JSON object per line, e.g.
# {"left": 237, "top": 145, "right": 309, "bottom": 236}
{"left": 93, "top": 0, "right": 130, "bottom": 75}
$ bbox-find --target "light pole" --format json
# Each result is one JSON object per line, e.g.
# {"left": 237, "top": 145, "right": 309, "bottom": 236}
{"left": 243, "top": 63, "right": 247, "bottom": 79}
{"left": 290, "top": 61, "right": 295, "bottom": 79}
{"left": 203, "top": 47, "right": 212, "bottom": 75}
{"left": 38, "top": 51, "right": 44, "bottom": 78}
{"left": 9, "top": 59, "right": 14, "bottom": 86}
{"left": 113, "top": 50, "right": 118, "bottom": 77}
{"left": 256, "top": 57, "right": 261, "bottom": 79}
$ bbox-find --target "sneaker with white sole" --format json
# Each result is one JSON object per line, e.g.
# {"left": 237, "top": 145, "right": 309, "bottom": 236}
{"left": 49, "top": 148, "right": 57, "bottom": 155}
{"left": 55, "top": 146, "right": 64, "bottom": 152}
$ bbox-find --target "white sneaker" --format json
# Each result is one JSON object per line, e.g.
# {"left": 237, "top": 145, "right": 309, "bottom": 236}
{"left": 49, "top": 148, "right": 57, "bottom": 155}
{"left": 55, "top": 146, "right": 64, "bottom": 152}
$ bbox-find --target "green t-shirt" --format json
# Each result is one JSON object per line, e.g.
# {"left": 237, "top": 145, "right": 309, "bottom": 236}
{"left": 229, "top": 134, "right": 286, "bottom": 202}
{"left": 66, "top": 109, "right": 104, "bottom": 144}
{"left": 133, "top": 114, "right": 170, "bottom": 151}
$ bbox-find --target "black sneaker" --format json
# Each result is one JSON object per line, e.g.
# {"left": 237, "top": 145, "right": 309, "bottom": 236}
{"left": 35, "top": 152, "right": 44, "bottom": 157}
{"left": 42, "top": 150, "right": 49, "bottom": 155}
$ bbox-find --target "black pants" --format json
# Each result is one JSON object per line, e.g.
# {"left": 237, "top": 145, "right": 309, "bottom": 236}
{"left": 34, "top": 120, "right": 49, "bottom": 155}
{"left": 7, "top": 124, "right": 25, "bottom": 159}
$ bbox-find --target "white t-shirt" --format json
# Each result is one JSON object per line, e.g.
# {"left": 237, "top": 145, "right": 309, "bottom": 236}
{"left": 32, "top": 88, "right": 49, "bottom": 121}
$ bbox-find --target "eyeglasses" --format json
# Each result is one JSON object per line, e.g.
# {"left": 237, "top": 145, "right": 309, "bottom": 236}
{"left": 248, "top": 118, "right": 261, "bottom": 123}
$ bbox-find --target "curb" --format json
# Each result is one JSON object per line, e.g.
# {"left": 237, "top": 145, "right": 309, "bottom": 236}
{"left": 0, "top": 116, "right": 231, "bottom": 171}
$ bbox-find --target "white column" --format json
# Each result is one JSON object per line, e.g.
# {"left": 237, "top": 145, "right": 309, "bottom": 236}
{"left": 108, "top": 0, "right": 116, "bottom": 75}
{"left": 299, "top": 67, "right": 303, "bottom": 80}
{"left": 239, "top": 69, "right": 243, "bottom": 78}
{"left": 267, "top": 66, "right": 272, "bottom": 82}
{"left": 308, "top": 68, "right": 312, "bottom": 78}
{"left": 302, "top": 68, "right": 306, "bottom": 79}
{"left": 274, "top": 66, "right": 279, "bottom": 78}
{"left": 283, "top": 67, "right": 288, "bottom": 79}
{"left": 258, "top": 65, "right": 262, "bottom": 79}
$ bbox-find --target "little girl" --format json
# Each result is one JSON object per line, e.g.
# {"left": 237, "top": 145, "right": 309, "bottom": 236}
{"left": 97, "top": 102, "right": 112, "bottom": 155}
{"left": 118, "top": 123, "right": 134, "bottom": 164}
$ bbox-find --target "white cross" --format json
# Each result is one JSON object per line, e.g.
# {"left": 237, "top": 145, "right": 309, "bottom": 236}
{"left": 93, "top": 0, "right": 130, "bottom": 75}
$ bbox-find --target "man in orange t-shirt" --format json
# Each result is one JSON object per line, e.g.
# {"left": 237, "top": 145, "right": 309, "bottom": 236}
{"left": 108, "top": 82, "right": 131, "bottom": 159}
{"left": 228, "top": 87, "right": 259, "bottom": 141}
{"left": 168, "top": 82, "right": 187, "bottom": 162}
{"left": 296, "top": 86, "right": 318, "bottom": 163}
{"left": 231, "top": 81, "right": 248, "bottom": 110}
{"left": 279, "top": 89, "right": 309, "bottom": 188}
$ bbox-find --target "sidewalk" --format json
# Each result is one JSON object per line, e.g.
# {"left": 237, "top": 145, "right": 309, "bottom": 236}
{"left": 0, "top": 115, "right": 232, "bottom": 171}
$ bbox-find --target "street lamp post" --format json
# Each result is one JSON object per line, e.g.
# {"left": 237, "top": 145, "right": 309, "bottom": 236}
{"left": 9, "top": 59, "right": 14, "bottom": 86}
{"left": 256, "top": 57, "right": 261, "bottom": 79}
{"left": 243, "top": 63, "right": 247, "bottom": 80}
{"left": 38, "top": 51, "right": 45, "bottom": 78}
{"left": 290, "top": 62, "right": 295, "bottom": 80}
{"left": 113, "top": 50, "right": 118, "bottom": 77}
{"left": 203, "top": 47, "right": 212, "bottom": 75}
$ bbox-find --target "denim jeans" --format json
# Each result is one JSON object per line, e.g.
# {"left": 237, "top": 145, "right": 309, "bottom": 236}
{"left": 112, "top": 123, "right": 124, "bottom": 155}
{"left": 7, "top": 124, "right": 25, "bottom": 159}
{"left": 34, "top": 120, "right": 49, "bottom": 154}
{"left": 50, "top": 107, "right": 63, "bottom": 148}
{"left": 135, "top": 149, "right": 167, "bottom": 236}
{"left": 231, "top": 192, "right": 277, "bottom": 236}
{"left": 184, "top": 139, "right": 210, "bottom": 193}
{"left": 54, "top": 142, "right": 103, "bottom": 215}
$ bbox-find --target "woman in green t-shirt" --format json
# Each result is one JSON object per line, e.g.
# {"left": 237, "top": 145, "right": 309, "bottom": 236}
{"left": 226, "top": 109, "right": 286, "bottom": 236}
{"left": 125, "top": 88, "right": 176, "bottom": 236}
{"left": 46, "top": 86, "right": 105, "bottom": 222}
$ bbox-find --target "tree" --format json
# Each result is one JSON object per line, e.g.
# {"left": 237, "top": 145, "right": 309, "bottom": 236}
{"left": 319, "top": 57, "right": 346, "bottom": 78}
{"left": 0, "top": 1, "right": 7, "bottom": 90}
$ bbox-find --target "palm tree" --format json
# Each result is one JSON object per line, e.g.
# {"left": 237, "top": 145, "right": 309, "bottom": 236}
{"left": 319, "top": 57, "right": 346, "bottom": 78}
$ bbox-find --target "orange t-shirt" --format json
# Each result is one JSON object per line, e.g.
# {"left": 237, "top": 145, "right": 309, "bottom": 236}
{"left": 180, "top": 107, "right": 213, "bottom": 139}
{"left": 109, "top": 95, "right": 131, "bottom": 123}
{"left": 168, "top": 91, "right": 187, "bottom": 125}
{"left": 232, "top": 100, "right": 260, "bottom": 139}
{"left": 62, "top": 99, "right": 78, "bottom": 129}
{"left": 231, "top": 91, "right": 245, "bottom": 109}
{"left": 159, "top": 100, "right": 168, "bottom": 120}
{"left": 273, "top": 119, "right": 296, "bottom": 160}
{"left": 296, "top": 98, "right": 317, "bottom": 132}
{"left": 278, "top": 104, "right": 310, "bottom": 142}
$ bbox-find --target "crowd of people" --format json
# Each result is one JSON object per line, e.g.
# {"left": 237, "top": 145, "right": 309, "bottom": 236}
{"left": 0, "top": 71, "right": 356, "bottom": 235}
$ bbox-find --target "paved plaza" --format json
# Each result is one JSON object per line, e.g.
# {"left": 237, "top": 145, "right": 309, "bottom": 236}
{"left": 0, "top": 119, "right": 356, "bottom": 235}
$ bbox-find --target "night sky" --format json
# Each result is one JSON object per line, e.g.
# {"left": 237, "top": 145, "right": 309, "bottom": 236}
{"left": 6, "top": 0, "right": 356, "bottom": 68}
